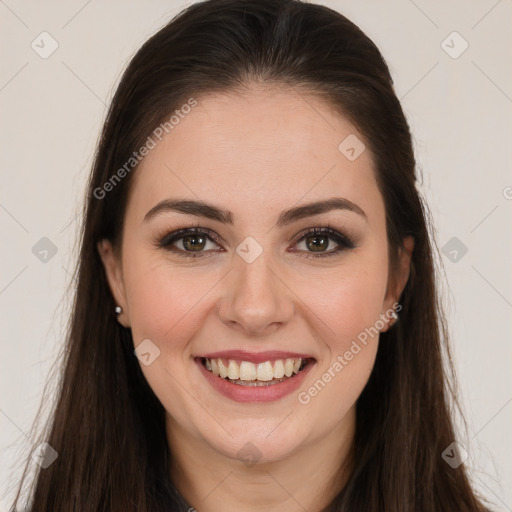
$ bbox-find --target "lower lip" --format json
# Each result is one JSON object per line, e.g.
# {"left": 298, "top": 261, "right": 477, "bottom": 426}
{"left": 194, "top": 358, "right": 315, "bottom": 403}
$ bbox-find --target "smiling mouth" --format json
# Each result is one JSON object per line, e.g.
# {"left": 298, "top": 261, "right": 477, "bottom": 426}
{"left": 199, "top": 357, "right": 313, "bottom": 387}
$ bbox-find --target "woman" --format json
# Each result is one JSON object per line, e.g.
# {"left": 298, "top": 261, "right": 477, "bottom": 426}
{"left": 12, "top": 0, "right": 490, "bottom": 510}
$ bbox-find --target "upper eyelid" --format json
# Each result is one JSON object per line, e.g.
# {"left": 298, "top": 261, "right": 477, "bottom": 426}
{"left": 158, "top": 226, "right": 355, "bottom": 251}
{"left": 162, "top": 227, "right": 224, "bottom": 247}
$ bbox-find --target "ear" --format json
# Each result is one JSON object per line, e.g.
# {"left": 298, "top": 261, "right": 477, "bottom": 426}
{"left": 380, "top": 236, "right": 414, "bottom": 332}
{"left": 97, "top": 239, "right": 130, "bottom": 328}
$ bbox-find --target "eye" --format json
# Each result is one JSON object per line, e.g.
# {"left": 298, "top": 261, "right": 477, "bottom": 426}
{"left": 290, "top": 227, "right": 356, "bottom": 258}
{"left": 155, "top": 225, "right": 357, "bottom": 259}
{"left": 156, "top": 227, "right": 223, "bottom": 258}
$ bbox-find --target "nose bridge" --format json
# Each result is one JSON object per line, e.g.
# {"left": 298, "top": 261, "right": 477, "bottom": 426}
{"left": 218, "top": 243, "right": 294, "bottom": 334}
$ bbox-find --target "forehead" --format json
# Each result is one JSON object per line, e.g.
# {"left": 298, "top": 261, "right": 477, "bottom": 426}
{"left": 128, "top": 85, "right": 384, "bottom": 226}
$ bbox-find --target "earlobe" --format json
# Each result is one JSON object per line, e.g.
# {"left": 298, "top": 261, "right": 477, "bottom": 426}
{"left": 97, "top": 239, "right": 130, "bottom": 327}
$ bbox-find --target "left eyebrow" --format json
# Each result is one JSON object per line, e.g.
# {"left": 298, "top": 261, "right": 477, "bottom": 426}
{"left": 276, "top": 197, "right": 367, "bottom": 226}
{"left": 143, "top": 197, "right": 367, "bottom": 225}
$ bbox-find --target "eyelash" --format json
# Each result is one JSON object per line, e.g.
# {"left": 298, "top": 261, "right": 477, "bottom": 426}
{"left": 154, "top": 224, "right": 357, "bottom": 259}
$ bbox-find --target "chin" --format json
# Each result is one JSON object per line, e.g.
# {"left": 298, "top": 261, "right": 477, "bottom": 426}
{"left": 200, "top": 418, "right": 309, "bottom": 464}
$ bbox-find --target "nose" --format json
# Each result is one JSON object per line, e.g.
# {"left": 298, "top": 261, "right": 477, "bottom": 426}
{"left": 218, "top": 253, "right": 294, "bottom": 336}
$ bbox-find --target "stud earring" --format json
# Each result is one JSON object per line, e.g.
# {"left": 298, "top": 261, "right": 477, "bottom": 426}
{"left": 389, "top": 311, "right": 399, "bottom": 327}
{"left": 115, "top": 306, "right": 122, "bottom": 315}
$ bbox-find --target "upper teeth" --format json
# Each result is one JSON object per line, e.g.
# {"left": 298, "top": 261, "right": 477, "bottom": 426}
{"left": 205, "top": 357, "right": 304, "bottom": 381}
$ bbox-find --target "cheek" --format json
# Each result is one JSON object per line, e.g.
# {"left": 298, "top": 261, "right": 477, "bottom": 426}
{"left": 122, "top": 250, "right": 230, "bottom": 361}
{"left": 295, "top": 253, "right": 389, "bottom": 343}
{"left": 122, "top": 256, "right": 224, "bottom": 416}
{"left": 292, "top": 251, "right": 387, "bottom": 409}
{"left": 297, "top": 274, "right": 383, "bottom": 418}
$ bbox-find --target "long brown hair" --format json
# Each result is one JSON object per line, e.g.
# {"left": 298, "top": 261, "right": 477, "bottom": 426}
{"left": 11, "top": 0, "right": 489, "bottom": 510}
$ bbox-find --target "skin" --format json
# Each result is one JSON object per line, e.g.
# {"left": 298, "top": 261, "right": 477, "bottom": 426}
{"left": 98, "top": 84, "right": 413, "bottom": 512}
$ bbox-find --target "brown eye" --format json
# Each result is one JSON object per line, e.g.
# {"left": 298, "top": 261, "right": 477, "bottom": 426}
{"left": 304, "top": 234, "right": 330, "bottom": 252}
{"left": 157, "top": 227, "right": 223, "bottom": 258}
{"left": 156, "top": 226, "right": 356, "bottom": 260}
{"left": 292, "top": 227, "right": 356, "bottom": 258}
{"left": 181, "top": 234, "right": 208, "bottom": 251}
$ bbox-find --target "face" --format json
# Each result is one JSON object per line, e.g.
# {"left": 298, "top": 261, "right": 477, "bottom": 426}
{"left": 99, "top": 85, "right": 412, "bottom": 467}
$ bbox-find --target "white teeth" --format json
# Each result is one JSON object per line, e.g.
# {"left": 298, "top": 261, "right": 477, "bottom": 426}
{"left": 203, "top": 357, "right": 306, "bottom": 382}
{"left": 239, "top": 361, "right": 257, "bottom": 381}
{"left": 227, "top": 360, "right": 239, "bottom": 380}
{"left": 218, "top": 359, "right": 228, "bottom": 378}
{"left": 257, "top": 361, "right": 274, "bottom": 381}
{"left": 284, "top": 359, "right": 294, "bottom": 377}
{"left": 273, "top": 359, "right": 285, "bottom": 379}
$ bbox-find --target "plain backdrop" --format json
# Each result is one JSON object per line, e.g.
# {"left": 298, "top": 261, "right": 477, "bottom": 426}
{"left": 1, "top": 0, "right": 511, "bottom": 509}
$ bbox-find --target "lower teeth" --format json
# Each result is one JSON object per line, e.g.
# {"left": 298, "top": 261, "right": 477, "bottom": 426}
{"left": 228, "top": 376, "right": 291, "bottom": 387}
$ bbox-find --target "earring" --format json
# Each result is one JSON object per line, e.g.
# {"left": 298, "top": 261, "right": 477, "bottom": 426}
{"left": 115, "top": 306, "right": 122, "bottom": 315}
{"left": 389, "top": 311, "right": 399, "bottom": 327}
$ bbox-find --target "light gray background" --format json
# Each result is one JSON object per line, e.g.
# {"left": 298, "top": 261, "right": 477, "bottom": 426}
{"left": 1, "top": 0, "right": 511, "bottom": 510}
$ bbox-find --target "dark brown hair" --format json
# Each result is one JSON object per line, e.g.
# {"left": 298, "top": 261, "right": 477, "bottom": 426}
{"left": 11, "top": 0, "right": 489, "bottom": 510}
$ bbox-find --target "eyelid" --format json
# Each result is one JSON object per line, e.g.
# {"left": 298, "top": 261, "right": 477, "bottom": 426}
{"left": 289, "top": 225, "right": 357, "bottom": 250}
{"left": 155, "top": 226, "right": 225, "bottom": 251}
{"left": 154, "top": 224, "right": 358, "bottom": 257}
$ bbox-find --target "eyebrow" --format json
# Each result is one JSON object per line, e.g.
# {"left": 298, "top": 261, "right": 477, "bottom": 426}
{"left": 143, "top": 197, "right": 367, "bottom": 226}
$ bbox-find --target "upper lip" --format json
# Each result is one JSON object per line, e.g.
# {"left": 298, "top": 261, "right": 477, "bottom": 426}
{"left": 195, "top": 350, "right": 315, "bottom": 364}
